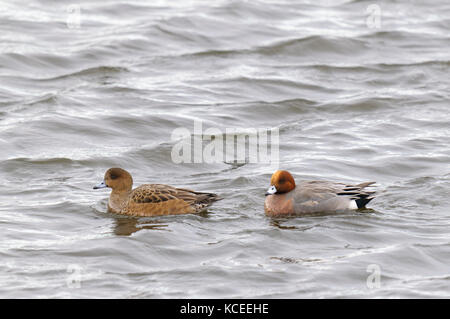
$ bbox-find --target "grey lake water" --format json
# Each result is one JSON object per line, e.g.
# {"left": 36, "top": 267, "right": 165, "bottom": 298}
{"left": 0, "top": 0, "right": 449, "bottom": 298}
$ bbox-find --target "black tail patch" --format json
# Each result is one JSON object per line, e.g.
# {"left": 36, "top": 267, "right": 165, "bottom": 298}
{"left": 355, "top": 197, "right": 374, "bottom": 209}
{"left": 337, "top": 182, "right": 376, "bottom": 209}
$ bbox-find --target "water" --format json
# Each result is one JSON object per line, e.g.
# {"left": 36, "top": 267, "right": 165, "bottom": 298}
{"left": 0, "top": 0, "right": 449, "bottom": 298}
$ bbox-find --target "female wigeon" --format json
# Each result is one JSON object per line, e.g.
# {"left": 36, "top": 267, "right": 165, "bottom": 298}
{"left": 264, "top": 170, "right": 375, "bottom": 216}
{"left": 94, "top": 168, "right": 220, "bottom": 216}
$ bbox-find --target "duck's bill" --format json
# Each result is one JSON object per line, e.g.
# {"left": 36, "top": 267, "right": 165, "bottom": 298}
{"left": 93, "top": 181, "right": 107, "bottom": 190}
{"left": 265, "top": 185, "right": 277, "bottom": 196}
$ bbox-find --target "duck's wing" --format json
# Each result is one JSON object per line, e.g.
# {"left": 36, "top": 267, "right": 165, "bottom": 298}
{"left": 130, "top": 184, "right": 179, "bottom": 204}
{"left": 293, "top": 181, "right": 376, "bottom": 212}
{"left": 126, "top": 184, "right": 220, "bottom": 216}
{"left": 131, "top": 184, "right": 220, "bottom": 204}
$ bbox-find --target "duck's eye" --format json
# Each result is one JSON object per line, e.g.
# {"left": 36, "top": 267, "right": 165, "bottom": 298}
{"left": 110, "top": 174, "right": 118, "bottom": 180}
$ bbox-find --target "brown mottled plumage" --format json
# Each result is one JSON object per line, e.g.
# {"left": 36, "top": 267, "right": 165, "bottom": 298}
{"left": 93, "top": 168, "right": 220, "bottom": 216}
{"left": 265, "top": 170, "right": 376, "bottom": 216}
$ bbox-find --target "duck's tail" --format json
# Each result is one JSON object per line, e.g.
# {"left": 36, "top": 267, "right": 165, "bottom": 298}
{"left": 193, "top": 191, "right": 223, "bottom": 205}
{"left": 176, "top": 188, "right": 222, "bottom": 208}
{"left": 354, "top": 196, "right": 375, "bottom": 209}
{"left": 338, "top": 181, "right": 376, "bottom": 209}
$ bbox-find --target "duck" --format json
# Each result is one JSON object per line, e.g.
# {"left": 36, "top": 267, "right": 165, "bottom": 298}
{"left": 93, "top": 168, "right": 220, "bottom": 216}
{"left": 264, "top": 170, "right": 375, "bottom": 216}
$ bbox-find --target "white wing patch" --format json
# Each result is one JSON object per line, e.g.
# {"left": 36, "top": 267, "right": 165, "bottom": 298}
{"left": 348, "top": 200, "right": 358, "bottom": 210}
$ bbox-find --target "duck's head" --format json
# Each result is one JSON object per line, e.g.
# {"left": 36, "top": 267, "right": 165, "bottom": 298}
{"left": 93, "top": 168, "right": 133, "bottom": 192}
{"left": 266, "top": 170, "right": 296, "bottom": 196}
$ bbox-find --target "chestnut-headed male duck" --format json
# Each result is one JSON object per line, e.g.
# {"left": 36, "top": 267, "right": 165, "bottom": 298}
{"left": 264, "top": 170, "right": 375, "bottom": 216}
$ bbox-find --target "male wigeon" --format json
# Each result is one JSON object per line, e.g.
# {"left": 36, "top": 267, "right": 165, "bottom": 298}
{"left": 264, "top": 170, "right": 375, "bottom": 216}
{"left": 94, "top": 168, "right": 220, "bottom": 216}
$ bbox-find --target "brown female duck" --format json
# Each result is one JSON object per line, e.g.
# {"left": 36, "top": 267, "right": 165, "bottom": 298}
{"left": 94, "top": 168, "right": 220, "bottom": 216}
